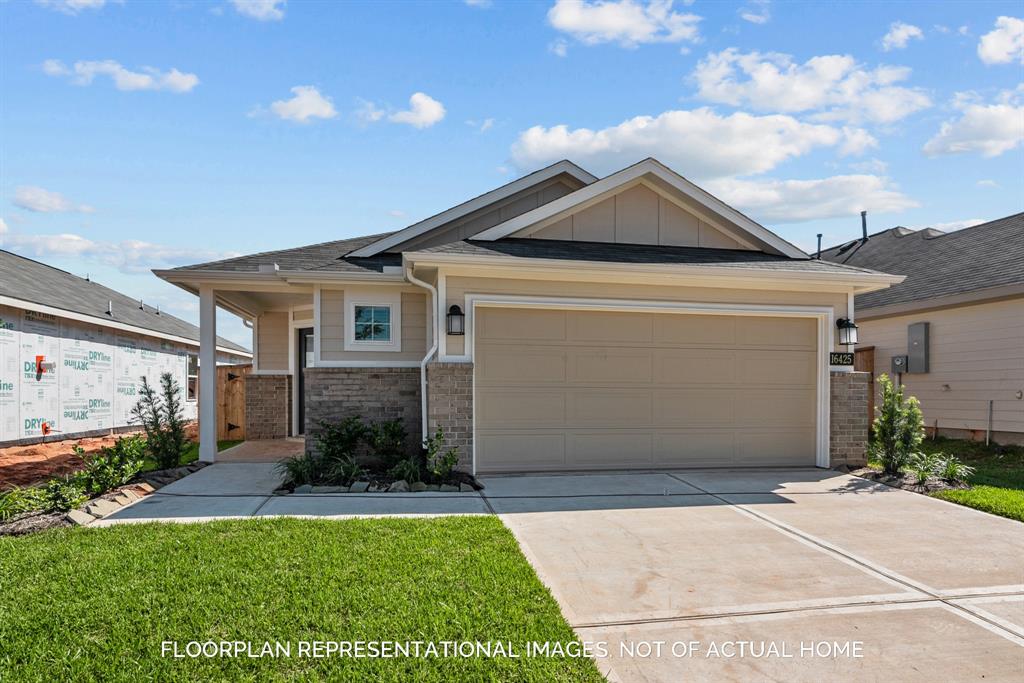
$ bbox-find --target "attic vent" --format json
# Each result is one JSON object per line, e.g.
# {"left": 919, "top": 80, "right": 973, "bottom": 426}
{"left": 835, "top": 240, "right": 858, "bottom": 255}
{"left": 258, "top": 263, "right": 280, "bottom": 274}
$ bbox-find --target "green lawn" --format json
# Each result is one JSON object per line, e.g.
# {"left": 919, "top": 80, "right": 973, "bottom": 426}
{"left": 870, "top": 437, "right": 1024, "bottom": 522}
{"left": 0, "top": 517, "right": 604, "bottom": 682}
{"left": 141, "top": 439, "right": 242, "bottom": 472}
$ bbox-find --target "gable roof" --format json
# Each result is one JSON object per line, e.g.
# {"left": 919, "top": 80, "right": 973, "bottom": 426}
{"left": 470, "top": 158, "right": 808, "bottom": 259}
{"left": 346, "top": 160, "right": 597, "bottom": 257}
{"left": 0, "top": 250, "right": 250, "bottom": 355}
{"left": 820, "top": 212, "right": 1024, "bottom": 311}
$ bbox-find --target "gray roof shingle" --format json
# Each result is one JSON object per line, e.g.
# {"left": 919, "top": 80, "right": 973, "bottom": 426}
{"left": 0, "top": 250, "right": 250, "bottom": 354}
{"left": 820, "top": 212, "right": 1024, "bottom": 310}
{"left": 410, "top": 238, "right": 888, "bottom": 275}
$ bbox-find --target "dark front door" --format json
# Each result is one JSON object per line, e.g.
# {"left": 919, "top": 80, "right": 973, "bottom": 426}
{"left": 297, "top": 327, "right": 314, "bottom": 435}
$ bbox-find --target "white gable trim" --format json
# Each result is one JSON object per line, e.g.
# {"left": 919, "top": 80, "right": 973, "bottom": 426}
{"left": 471, "top": 158, "right": 808, "bottom": 259}
{"left": 348, "top": 160, "right": 597, "bottom": 258}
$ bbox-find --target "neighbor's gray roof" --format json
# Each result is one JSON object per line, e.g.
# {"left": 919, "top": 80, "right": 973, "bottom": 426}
{"left": 0, "top": 250, "right": 250, "bottom": 354}
{"left": 410, "top": 238, "right": 888, "bottom": 275}
{"left": 169, "top": 232, "right": 401, "bottom": 274}
{"left": 820, "top": 212, "right": 1024, "bottom": 310}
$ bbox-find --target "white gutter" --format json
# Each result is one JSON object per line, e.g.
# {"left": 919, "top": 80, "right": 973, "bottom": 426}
{"left": 404, "top": 266, "right": 439, "bottom": 445}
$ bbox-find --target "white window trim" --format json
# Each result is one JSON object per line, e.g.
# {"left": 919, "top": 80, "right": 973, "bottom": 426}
{"left": 343, "top": 288, "right": 402, "bottom": 352}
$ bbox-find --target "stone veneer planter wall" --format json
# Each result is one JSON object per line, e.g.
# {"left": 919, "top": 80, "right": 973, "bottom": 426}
{"left": 830, "top": 370, "right": 871, "bottom": 467}
{"left": 303, "top": 367, "right": 422, "bottom": 456}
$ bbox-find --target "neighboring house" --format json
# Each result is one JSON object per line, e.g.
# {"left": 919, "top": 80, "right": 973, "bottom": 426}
{"left": 0, "top": 250, "right": 251, "bottom": 446}
{"left": 157, "top": 158, "right": 902, "bottom": 472}
{"left": 821, "top": 213, "right": 1024, "bottom": 445}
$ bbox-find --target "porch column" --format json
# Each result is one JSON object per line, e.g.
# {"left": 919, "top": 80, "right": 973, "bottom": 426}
{"left": 198, "top": 284, "right": 217, "bottom": 462}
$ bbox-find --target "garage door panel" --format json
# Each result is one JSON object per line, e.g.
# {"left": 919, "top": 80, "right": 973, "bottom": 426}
{"left": 567, "top": 310, "right": 653, "bottom": 343}
{"left": 474, "top": 307, "right": 818, "bottom": 472}
{"left": 653, "top": 348, "right": 738, "bottom": 385}
{"left": 568, "top": 390, "right": 652, "bottom": 425}
{"left": 653, "top": 314, "right": 737, "bottom": 345}
{"left": 653, "top": 389, "right": 735, "bottom": 426}
{"left": 477, "top": 432, "right": 566, "bottom": 471}
{"left": 654, "top": 431, "right": 735, "bottom": 467}
{"left": 569, "top": 348, "right": 653, "bottom": 384}
{"left": 476, "top": 345, "right": 566, "bottom": 384}
{"left": 739, "top": 350, "right": 816, "bottom": 386}
{"left": 478, "top": 308, "right": 566, "bottom": 342}
{"left": 476, "top": 388, "right": 566, "bottom": 427}
{"left": 568, "top": 432, "right": 654, "bottom": 468}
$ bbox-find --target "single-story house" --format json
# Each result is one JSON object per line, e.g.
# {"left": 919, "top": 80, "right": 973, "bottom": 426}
{"left": 0, "top": 250, "right": 251, "bottom": 446}
{"left": 821, "top": 213, "right": 1024, "bottom": 445}
{"left": 156, "top": 158, "right": 902, "bottom": 473}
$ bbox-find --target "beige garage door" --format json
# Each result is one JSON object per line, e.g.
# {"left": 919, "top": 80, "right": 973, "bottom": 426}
{"left": 474, "top": 307, "right": 818, "bottom": 473}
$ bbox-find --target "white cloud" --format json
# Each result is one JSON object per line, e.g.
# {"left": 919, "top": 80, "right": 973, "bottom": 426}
{"left": 511, "top": 107, "right": 848, "bottom": 179}
{"left": 739, "top": 0, "right": 770, "bottom": 25}
{"left": 549, "top": 39, "right": 569, "bottom": 57}
{"left": 692, "top": 48, "right": 930, "bottom": 124}
{"left": 923, "top": 87, "right": 1024, "bottom": 157}
{"left": 850, "top": 158, "right": 888, "bottom": 174}
{"left": 978, "top": 16, "right": 1024, "bottom": 65}
{"left": 34, "top": 0, "right": 109, "bottom": 14}
{"left": 12, "top": 186, "right": 94, "bottom": 213}
{"left": 389, "top": 92, "right": 446, "bottom": 128}
{"left": 43, "top": 59, "right": 199, "bottom": 93}
{"left": 917, "top": 218, "right": 985, "bottom": 232}
{"left": 705, "top": 174, "right": 918, "bottom": 224}
{"left": 354, "top": 98, "right": 386, "bottom": 124}
{"left": 839, "top": 126, "right": 878, "bottom": 156}
{"left": 547, "top": 0, "right": 701, "bottom": 48}
{"left": 269, "top": 85, "right": 337, "bottom": 123}
{"left": 231, "top": 0, "right": 285, "bottom": 21}
{"left": 466, "top": 117, "right": 495, "bottom": 132}
{"left": 881, "top": 22, "right": 923, "bottom": 51}
{"left": 976, "top": 179, "right": 1000, "bottom": 188}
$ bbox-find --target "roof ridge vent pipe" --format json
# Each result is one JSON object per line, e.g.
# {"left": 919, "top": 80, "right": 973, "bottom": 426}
{"left": 106, "top": 300, "right": 113, "bottom": 316}
{"left": 139, "top": 299, "right": 144, "bottom": 310}
{"left": 815, "top": 233, "right": 822, "bottom": 259}
{"left": 861, "top": 211, "right": 868, "bottom": 241}
{"left": 405, "top": 266, "right": 439, "bottom": 446}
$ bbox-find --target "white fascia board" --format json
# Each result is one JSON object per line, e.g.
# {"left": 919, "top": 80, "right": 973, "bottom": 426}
{"left": 0, "top": 294, "right": 252, "bottom": 358}
{"left": 404, "top": 252, "right": 904, "bottom": 292}
{"left": 471, "top": 158, "right": 808, "bottom": 259}
{"left": 347, "top": 160, "right": 598, "bottom": 258}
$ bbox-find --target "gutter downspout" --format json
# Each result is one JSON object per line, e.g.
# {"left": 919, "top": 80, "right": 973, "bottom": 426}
{"left": 405, "top": 266, "right": 439, "bottom": 445}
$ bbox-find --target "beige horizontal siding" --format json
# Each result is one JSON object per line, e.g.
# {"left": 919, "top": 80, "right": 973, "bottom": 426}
{"left": 860, "top": 297, "right": 1024, "bottom": 434}
{"left": 320, "top": 288, "right": 429, "bottom": 362}
{"left": 256, "top": 311, "right": 289, "bottom": 371}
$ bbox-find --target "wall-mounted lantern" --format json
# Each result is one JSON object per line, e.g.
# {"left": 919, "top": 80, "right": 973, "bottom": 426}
{"left": 446, "top": 305, "right": 465, "bottom": 336}
{"left": 836, "top": 318, "right": 859, "bottom": 346}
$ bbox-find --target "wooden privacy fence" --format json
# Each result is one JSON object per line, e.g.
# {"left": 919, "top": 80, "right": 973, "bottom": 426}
{"left": 854, "top": 346, "right": 875, "bottom": 429}
{"left": 215, "top": 364, "right": 251, "bottom": 441}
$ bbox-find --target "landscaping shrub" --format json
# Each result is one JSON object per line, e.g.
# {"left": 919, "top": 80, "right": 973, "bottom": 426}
{"left": 368, "top": 419, "right": 408, "bottom": 469}
{"left": 937, "top": 454, "right": 975, "bottom": 483}
{"left": 388, "top": 457, "right": 423, "bottom": 485}
{"left": 277, "top": 453, "right": 323, "bottom": 488}
{"left": 906, "top": 452, "right": 942, "bottom": 484}
{"left": 77, "top": 435, "right": 145, "bottom": 495}
{"left": 424, "top": 428, "right": 459, "bottom": 483}
{"left": 316, "top": 416, "right": 367, "bottom": 464}
{"left": 42, "top": 475, "right": 88, "bottom": 512}
{"left": 0, "top": 487, "right": 49, "bottom": 522}
{"left": 329, "top": 458, "right": 366, "bottom": 487}
{"left": 869, "top": 374, "right": 924, "bottom": 475}
{"left": 132, "top": 373, "right": 188, "bottom": 470}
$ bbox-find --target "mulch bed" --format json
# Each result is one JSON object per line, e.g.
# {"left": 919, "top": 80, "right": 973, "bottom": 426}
{"left": 848, "top": 467, "right": 970, "bottom": 494}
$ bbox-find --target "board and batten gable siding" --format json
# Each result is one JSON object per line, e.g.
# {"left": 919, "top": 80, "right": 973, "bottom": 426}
{"left": 0, "top": 303, "right": 249, "bottom": 444}
{"left": 859, "top": 297, "right": 1024, "bottom": 435}
{"left": 396, "top": 179, "right": 579, "bottom": 252}
{"left": 442, "top": 276, "right": 850, "bottom": 357}
{"left": 529, "top": 183, "right": 750, "bottom": 249}
{"left": 256, "top": 311, "right": 289, "bottom": 372}
{"left": 319, "top": 288, "right": 429, "bottom": 362}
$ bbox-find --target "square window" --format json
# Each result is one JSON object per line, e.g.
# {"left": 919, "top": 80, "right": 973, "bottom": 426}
{"left": 352, "top": 305, "right": 392, "bottom": 342}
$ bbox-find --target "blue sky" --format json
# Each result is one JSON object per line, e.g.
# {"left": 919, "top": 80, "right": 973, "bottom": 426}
{"left": 2, "top": 0, "right": 1022, "bottom": 347}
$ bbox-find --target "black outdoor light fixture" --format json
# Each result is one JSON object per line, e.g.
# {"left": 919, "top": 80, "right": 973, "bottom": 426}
{"left": 446, "top": 305, "right": 465, "bottom": 336}
{"left": 836, "top": 318, "right": 859, "bottom": 346}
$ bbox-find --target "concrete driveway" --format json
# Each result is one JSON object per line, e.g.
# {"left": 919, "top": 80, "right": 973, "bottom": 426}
{"left": 481, "top": 469, "right": 1024, "bottom": 682}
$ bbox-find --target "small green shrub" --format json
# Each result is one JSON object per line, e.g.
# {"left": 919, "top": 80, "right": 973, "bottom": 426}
{"left": 0, "top": 486, "right": 49, "bottom": 521}
{"left": 937, "top": 454, "right": 976, "bottom": 483}
{"left": 329, "top": 458, "right": 366, "bottom": 487}
{"left": 42, "top": 475, "right": 88, "bottom": 512}
{"left": 388, "top": 457, "right": 422, "bottom": 484}
{"left": 906, "top": 452, "right": 942, "bottom": 484}
{"left": 132, "top": 373, "right": 188, "bottom": 470}
{"left": 368, "top": 420, "right": 408, "bottom": 469}
{"left": 315, "top": 416, "right": 367, "bottom": 464}
{"left": 424, "top": 428, "right": 459, "bottom": 482}
{"left": 78, "top": 436, "right": 145, "bottom": 495}
{"left": 277, "top": 453, "right": 324, "bottom": 488}
{"left": 869, "top": 374, "right": 924, "bottom": 476}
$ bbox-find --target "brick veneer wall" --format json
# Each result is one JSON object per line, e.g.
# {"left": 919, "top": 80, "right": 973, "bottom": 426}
{"left": 830, "top": 371, "right": 871, "bottom": 467}
{"left": 245, "top": 374, "right": 291, "bottom": 440}
{"left": 426, "top": 362, "right": 473, "bottom": 471}
{"left": 304, "top": 367, "right": 421, "bottom": 457}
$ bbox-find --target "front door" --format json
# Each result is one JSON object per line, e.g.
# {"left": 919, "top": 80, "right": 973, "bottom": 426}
{"left": 297, "top": 327, "right": 314, "bottom": 434}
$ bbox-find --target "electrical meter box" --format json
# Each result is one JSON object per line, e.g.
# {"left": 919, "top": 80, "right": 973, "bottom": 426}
{"left": 892, "top": 355, "right": 908, "bottom": 374}
{"left": 907, "top": 322, "right": 930, "bottom": 373}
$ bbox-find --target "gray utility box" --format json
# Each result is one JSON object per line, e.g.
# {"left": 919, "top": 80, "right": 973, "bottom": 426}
{"left": 892, "top": 355, "right": 909, "bottom": 375}
{"left": 907, "top": 321, "right": 930, "bottom": 373}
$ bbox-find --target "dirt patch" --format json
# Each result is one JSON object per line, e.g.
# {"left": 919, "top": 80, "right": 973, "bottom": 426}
{"left": 849, "top": 467, "right": 970, "bottom": 494}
